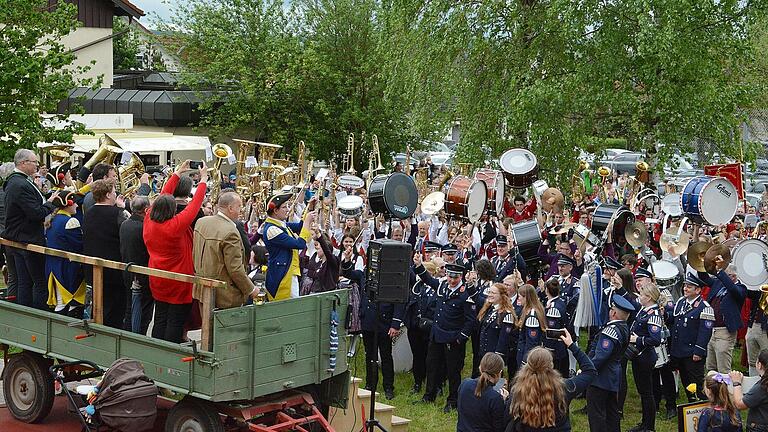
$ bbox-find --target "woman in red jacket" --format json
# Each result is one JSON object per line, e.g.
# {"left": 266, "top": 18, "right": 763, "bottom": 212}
{"left": 143, "top": 161, "right": 208, "bottom": 343}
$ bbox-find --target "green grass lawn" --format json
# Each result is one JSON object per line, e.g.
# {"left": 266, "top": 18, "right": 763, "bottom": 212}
{"left": 349, "top": 337, "right": 750, "bottom": 432}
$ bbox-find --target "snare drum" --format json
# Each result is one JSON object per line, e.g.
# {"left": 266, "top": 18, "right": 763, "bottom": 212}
{"left": 650, "top": 260, "right": 681, "bottom": 292}
{"left": 445, "top": 175, "right": 488, "bottom": 223}
{"left": 732, "top": 239, "right": 768, "bottom": 290}
{"left": 591, "top": 203, "right": 635, "bottom": 238}
{"left": 510, "top": 220, "right": 542, "bottom": 265}
{"left": 368, "top": 172, "right": 418, "bottom": 219}
{"left": 474, "top": 169, "right": 505, "bottom": 216}
{"left": 499, "top": 148, "right": 538, "bottom": 189}
{"left": 680, "top": 176, "right": 738, "bottom": 226}
{"left": 338, "top": 195, "right": 364, "bottom": 218}
{"left": 573, "top": 224, "right": 600, "bottom": 249}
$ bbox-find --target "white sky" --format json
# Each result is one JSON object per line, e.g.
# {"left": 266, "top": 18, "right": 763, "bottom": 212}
{"left": 131, "top": 0, "right": 173, "bottom": 27}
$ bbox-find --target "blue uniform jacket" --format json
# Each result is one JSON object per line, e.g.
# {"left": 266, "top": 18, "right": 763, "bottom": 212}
{"left": 544, "top": 296, "right": 569, "bottom": 361}
{"left": 262, "top": 219, "right": 307, "bottom": 298}
{"left": 630, "top": 305, "right": 664, "bottom": 364}
{"left": 492, "top": 253, "right": 527, "bottom": 282}
{"left": 700, "top": 270, "right": 747, "bottom": 333}
{"left": 478, "top": 306, "right": 514, "bottom": 360}
{"left": 516, "top": 310, "right": 544, "bottom": 366}
{"left": 558, "top": 276, "right": 580, "bottom": 324}
{"left": 404, "top": 279, "right": 437, "bottom": 330}
{"left": 588, "top": 320, "right": 629, "bottom": 392}
{"left": 667, "top": 295, "right": 715, "bottom": 358}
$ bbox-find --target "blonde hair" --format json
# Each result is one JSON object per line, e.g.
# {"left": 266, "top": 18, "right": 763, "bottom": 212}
{"left": 477, "top": 283, "right": 516, "bottom": 323}
{"left": 422, "top": 261, "right": 438, "bottom": 274}
{"left": 638, "top": 283, "right": 663, "bottom": 308}
{"left": 510, "top": 347, "right": 566, "bottom": 427}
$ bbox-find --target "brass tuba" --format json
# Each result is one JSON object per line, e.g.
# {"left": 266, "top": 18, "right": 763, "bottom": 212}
{"left": 118, "top": 152, "right": 145, "bottom": 197}
{"left": 571, "top": 160, "right": 588, "bottom": 203}
{"left": 232, "top": 139, "right": 257, "bottom": 192}
{"left": 76, "top": 134, "right": 121, "bottom": 188}
{"left": 760, "top": 284, "right": 768, "bottom": 313}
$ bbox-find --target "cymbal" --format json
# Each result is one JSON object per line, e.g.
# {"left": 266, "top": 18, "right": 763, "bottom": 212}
{"left": 704, "top": 243, "right": 732, "bottom": 274}
{"left": 624, "top": 221, "right": 649, "bottom": 248}
{"left": 541, "top": 188, "right": 565, "bottom": 213}
{"left": 687, "top": 241, "right": 713, "bottom": 273}
{"left": 422, "top": 191, "right": 445, "bottom": 215}
{"left": 549, "top": 222, "right": 576, "bottom": 236}
{"left": 659, "top": 229, "right": 691, "bottom": 256}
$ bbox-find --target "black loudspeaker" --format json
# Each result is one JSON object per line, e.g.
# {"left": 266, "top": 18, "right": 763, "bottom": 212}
{"left": 366, "top": 239, "right": 411, "bottom": 304}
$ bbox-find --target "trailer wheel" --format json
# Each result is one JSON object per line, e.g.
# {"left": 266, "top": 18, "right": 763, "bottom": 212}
{"left": 2, "top": 352, "right": 54, "bottom": 423}
{"left": 165, "top": 397, "right": 224, "bottom": 432}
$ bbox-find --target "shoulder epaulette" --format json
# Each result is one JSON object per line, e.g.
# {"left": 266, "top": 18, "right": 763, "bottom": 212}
{"left": 648, "top": 315, "right": 663, "bottom": 328}
{"left": 64, "top": 218, "right": 81, "bottom": 230}
{"left": 525, "top": 315, "right": 540, "bottom": 328}
{"left": 700, "top": 303, "right": 715, "bottom": 321}
{"left": 503, "top": 313, "right": 515, "bottom": 325}
{"left": 266, "top": 225, "right": 283, "bottom": 240}
{"left": 602, "top": 325, "right": 619, "bottom": 341}
{"left": 546, "top": 307, "right": 561, "bottom": 319}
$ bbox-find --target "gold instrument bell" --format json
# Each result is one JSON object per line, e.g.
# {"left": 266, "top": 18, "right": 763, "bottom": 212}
{"left": 687, "top": 241, "right": 713, "bottom": 273}
{"left": 624, "top": 221, "right": 649, "bottom": 248}
{"left": 703, "top": 243, "right": 732, "bottom": 274}
{"left": 597, "top": 165, "right": 611, "bottom": 177}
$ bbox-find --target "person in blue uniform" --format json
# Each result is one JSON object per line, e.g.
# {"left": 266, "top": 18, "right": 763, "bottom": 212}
{"left": 405, "top": 256, "right": 439, "bottom": 394}
{"left": 554, "top": 254, "right": 580, "bottom": 326}
{"left": 414, "top": 261, "right": 477, "bottom": 413}
{"left": 477, "top": 283, "right": 515, "bottom": 361}
{"left": 262, "top": 193, "right": 316, "bottom": 300}
{"left": 45, "top": 191, "right": 86, "bottom": 317}
{"left": 586, "top": 293, "right": 634, "bottom": 432}
{"left": 456, "top": 352, "right": 507, "bottom": 432}
{"left": 667, "top": 272, "right": 715, "bottom": 402}
{"left": 543, "top": 278, "right": 570, "bottom": 377}
{"left": 503, "top": 272, "right": 524, "bottom": 383}
{"left": 491, "top": 235, "right": 527, "bottom": 283}
{"left": 359, "top": 284, "right": 405, "bottom": 400}
{"left": 469, "top": 259, "right": 496, "bottom": 378}
{"left": 516, "top": 284, "right": 547, "bottom": 367}
{"left": 627, "top": 283, "right": 665, "bottom": 432}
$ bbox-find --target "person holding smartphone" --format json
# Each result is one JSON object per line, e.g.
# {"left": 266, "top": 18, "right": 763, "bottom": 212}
{"left": 543, "top": 278, "right": 569, "bottom": 377}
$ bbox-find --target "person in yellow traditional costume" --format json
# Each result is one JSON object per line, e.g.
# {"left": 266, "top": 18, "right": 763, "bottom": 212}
{"left": 45, "top": 191, "right": 87, "bottom": 317}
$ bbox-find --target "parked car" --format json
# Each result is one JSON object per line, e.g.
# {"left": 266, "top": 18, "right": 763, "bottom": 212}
{"left": 744, "top": 192, "right": 763, "bottom": 210}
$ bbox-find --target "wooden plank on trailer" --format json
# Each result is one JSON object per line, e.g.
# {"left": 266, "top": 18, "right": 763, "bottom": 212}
{"left": 92, "top": 265, "right": 103, "bottom": 324}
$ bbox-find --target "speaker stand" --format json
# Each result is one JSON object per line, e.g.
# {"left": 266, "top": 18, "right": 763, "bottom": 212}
{"left": 365, "top": 298, "right": 389, "bottom": 432}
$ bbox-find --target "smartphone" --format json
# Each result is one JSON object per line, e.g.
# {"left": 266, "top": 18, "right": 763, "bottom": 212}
{"left": 545, "top": 328, "right": 566, "bottom": 340}
{"left": 189, "top": 161, "right": 203, "bottom": 169}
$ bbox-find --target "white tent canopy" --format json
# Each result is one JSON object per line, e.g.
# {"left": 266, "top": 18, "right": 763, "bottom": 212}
{"left": 38, "top": 132, "right": 212, "bottom": 154}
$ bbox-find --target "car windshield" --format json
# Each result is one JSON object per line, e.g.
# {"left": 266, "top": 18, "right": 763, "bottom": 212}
{"left": 430, "top": 142, "right": 451, "bottom": 153}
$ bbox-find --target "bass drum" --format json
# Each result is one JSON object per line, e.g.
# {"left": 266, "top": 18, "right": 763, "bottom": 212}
{"left": 474, "top": 169, "right": 505, "bottom": 216}
{"left": 591, "top": 203, "right": 635, "bottom": 239}
{"left": 499, "top": 148, "right": 538, "bottom": 189}
{"left": 445, "top": 175, "right": 488, "bottom": 223}
{"left": 680, "top": 176, "right": 738, "bottom": 226}
{"left": 732, "top": 239, "right": 768, "bottom": 290}
{"left": 368, "top": 172, "right": 418, "bottom": 220}
{"left": 510, "top": 220, "right": 542, "bottom": 266}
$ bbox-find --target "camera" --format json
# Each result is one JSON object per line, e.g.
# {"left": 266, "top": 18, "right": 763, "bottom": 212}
{"left": 189, "top": 161, "right": 203, "bottom": 169}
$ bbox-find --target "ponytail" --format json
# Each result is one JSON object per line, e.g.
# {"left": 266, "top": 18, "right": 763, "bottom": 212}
{"left": 475, "top": 353, "right": 504, "bottom": 398}
{"left": 758, "top": 350, "right": 768, "bottom": 393}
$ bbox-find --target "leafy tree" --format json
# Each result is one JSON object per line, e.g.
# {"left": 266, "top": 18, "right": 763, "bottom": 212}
{"left": 0, "top": 0, "right": 97, "bottom": 161}
{"left": 381, "top": 0, "right": 768, "bottom": 183}
{"left": 113, "top": 16, "right": 141, "bottom": 70}
{"left": 163, "top": 0, "right": 417, "bottom": 168}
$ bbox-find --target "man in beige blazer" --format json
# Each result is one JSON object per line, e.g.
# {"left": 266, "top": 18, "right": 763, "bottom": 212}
{"left": 193, "top": 191, "right": 259, "bottom": 309}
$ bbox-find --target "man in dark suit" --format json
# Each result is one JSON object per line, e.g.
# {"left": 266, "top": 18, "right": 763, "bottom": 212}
{"left": 2, "top": 149, "right": 56, "bottom": 309}
{"left": 120, "top": 196, "right": 152, "bottom": 335}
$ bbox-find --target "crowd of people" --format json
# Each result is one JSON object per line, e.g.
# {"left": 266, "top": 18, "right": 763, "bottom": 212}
{"left": 3, "top": 146, "right": 768, "bottom": 432}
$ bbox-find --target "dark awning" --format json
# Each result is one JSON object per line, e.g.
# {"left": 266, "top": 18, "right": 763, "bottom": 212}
{"left": 58, "top": 87, "right": 210, "bottom": 127}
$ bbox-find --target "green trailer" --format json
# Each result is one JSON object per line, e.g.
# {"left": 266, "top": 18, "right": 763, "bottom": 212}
{"left": 0, "top": 239, "right": 350, "bottom": 432}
